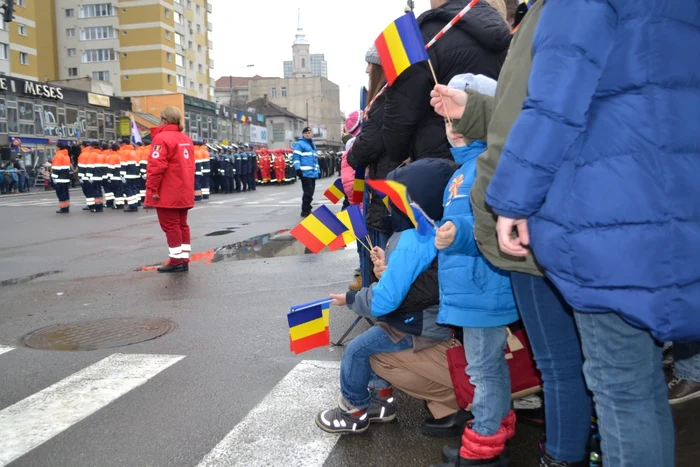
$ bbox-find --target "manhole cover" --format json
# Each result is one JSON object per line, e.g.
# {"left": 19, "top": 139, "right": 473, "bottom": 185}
{"left": 22, "top": 317, "right": 177, "bottom": 351}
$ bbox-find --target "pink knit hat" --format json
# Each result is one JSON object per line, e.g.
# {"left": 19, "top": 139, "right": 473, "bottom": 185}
{"left": 344, "top": 110, "right": 363, "bottom": 137}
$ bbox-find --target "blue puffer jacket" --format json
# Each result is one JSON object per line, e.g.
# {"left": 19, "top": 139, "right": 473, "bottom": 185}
{"left": 438, "top": 142, "right": 518, "bottom": 328}
{"left": 292, "top": 138, "right": 319, "bottom": 179}
{"left": 485, "top": 0, "right": 700, "bottom": 342}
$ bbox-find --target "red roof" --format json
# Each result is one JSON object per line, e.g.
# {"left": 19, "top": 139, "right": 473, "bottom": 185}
{"left": 214, "top": 75, "right": 277, "bottom": 88}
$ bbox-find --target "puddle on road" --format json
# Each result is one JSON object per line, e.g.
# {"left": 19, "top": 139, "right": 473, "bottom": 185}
{"left": 136, "top": 229, "right": 327, "bottom": 271}
{"left": 205, "top": 230, "right": 235, "bottom": 237}
{"left": 1, "top": 270, "right": 63, "bottom": 287}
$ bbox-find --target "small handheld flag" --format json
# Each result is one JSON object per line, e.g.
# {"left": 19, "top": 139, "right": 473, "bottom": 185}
{"left": 375, "top": 12, "right": 430, "bottom": 86}
{"left": 288, "top": 299, "right": 332, "bottom": 354}
{"left": 347, "top": 205, "right": 369, "bottom": 239}
{"left": 367, "top": 179, "right": 417, "bottom": 226}
{"left": 328, "top": 210, "right": 356, "bottom": 252}
{"left": 411, "top": 202, "right": 437, "bottom": 236}
{"left": 328, "top": 207, "right": 371, "bottom": 252}
{"left": 353, "top": 166, "right": 365, "bottom": 204}
{"left": 324, "top": 178, "right": 345, "bottom": 204}
{"left": 290, "top": 205, "right": 348, "bottom": 254}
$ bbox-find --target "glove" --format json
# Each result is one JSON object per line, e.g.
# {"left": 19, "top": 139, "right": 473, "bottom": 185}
{"left": 296, "top": 170, "right": 303, "bottom": 178}
{"left": 141, "top": 174, "right": 147, "bottom": 180}
{"left": 121, "top": 177, "right": 127, "bottom": 184}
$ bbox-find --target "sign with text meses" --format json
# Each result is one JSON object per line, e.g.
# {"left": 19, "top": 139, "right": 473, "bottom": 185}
{"left": 0, "top": 78, "right": 65, "bottom": 100}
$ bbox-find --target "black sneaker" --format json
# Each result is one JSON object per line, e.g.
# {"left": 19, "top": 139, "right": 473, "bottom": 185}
{"left": 669, "top": 378, "right": 700, "bottom": 405}
{"left": 301, "top": 211, "right": 310, "bottom": 218}
{"left": 367, "top": 390, "right": 397, "bottom": 423}
{"left": 157, "top": 263, "right": 185, "bottom": 273}
{"left": 183, "top": 263, "right": 189, "bottom": 272}
{"left": 315, "top": 406, "right": 369, "bottom": 434}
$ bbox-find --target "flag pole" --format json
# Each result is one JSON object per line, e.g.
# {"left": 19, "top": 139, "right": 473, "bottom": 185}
{"left": 365, "top": 235, "right": 374, "bottom": 249}
{"left": 427, "top": 59, "right": 453, "bottom": 126}
{"left": 352, "top": 234, "right": 372, "bottom": 253}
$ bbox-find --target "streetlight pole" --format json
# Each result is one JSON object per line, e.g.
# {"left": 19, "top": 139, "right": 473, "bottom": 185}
{"left": 305, "top": 95, "right": 322, "bottom": 128}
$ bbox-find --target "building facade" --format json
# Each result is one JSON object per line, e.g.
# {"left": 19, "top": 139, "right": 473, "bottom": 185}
{"left": 283, "top": 54, "right": 327, "bottom": 79}
{"left": 52, "top": 0, "right": 214, "bottom": 100}
{"left": 0, "top": 75, "right": 131, "bottom": 167}
{"left": 247, "top": 96, "right": 304, "bottom": 150}
{"left": 0, "top": 0, "right": 48, "bottom": 82}
{"left": 247, "top": 76, "right": 342, "bottom": 151}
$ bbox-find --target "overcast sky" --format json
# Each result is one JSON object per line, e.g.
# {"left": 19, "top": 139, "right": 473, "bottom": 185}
{"left": 209, "top": 0, "right": 433, "bottom": 115}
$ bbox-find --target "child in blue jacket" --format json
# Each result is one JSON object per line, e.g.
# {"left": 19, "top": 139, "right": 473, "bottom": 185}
{"left": 317, "top": 158, "right": 456, "bottom": 435}
{"left": 431, "top": 74, "right": 519, "bottom": 467}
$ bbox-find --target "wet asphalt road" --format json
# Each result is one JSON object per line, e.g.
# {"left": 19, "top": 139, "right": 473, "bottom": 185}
{"left": 0, "top": 183, "right": 695, "bottom": 467}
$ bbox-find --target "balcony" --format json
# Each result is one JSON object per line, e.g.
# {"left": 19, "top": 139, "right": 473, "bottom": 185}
{"left": 208, "top": 40, "right": 213, "bottom": 50}
{"left": 207, "top": 21, "right": 212, "bottom": 32}
{"left": 209, "top": 58, "right": 214, "bottom": 69}
{"left": 206, "top": 2, "right": 212, "bottom": 14}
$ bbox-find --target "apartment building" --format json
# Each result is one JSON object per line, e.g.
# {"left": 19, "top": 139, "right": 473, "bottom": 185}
{"left": 53, "top": 0, "right": 214, "bottom": 100}
{"left": 0, "top": 0, "right": 49, "bottom": 82}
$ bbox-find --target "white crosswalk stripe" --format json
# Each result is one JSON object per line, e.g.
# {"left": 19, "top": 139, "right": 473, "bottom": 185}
{"left": 197, "top": 360, "right": 341, "bottom": 467}
{"left": 0, "top": 352, "right": 184, "bottom": 466}
{"left": 0, "top": 346, "right": 14, "bottom": 356}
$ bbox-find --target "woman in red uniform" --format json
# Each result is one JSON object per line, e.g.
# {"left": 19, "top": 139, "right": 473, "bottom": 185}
{"left": 146, "top": 106, "right": 196, "bottom": 273}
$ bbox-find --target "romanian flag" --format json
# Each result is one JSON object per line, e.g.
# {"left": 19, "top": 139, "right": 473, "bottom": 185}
{"left": 288, "top": 300, "right": 331, "bottom": 354}
{"left": 324, "top": 178, "right": 345, "bottom": 204}
{"left": 290, "top": 205, "right": 348, "bottom": 254}
{"left": 353, "top": 165, "right": 365, "bottom": 204}
{"left": 328, "top": 205, "right": 369, "bottom": 251}
{"left": 372, "top": 186, "right": 391, "bottom": 209}
{"left": 375, "top": 12, "right": 430, "bottom": 86}
{"left": 411, "top": 202, "right": 437, "bottom": 236}
{"left": 367, "top": 179, "right": 417, "bottom": 226}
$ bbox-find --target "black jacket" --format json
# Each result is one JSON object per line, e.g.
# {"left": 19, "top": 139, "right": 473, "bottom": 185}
{"left": 347, "top": 92, "right": 399, "bottom": 232}
{"left": 383, "top": 0, "right": 510, "bottom": 164}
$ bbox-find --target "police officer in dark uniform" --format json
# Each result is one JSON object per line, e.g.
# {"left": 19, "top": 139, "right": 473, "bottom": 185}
{"left": 241, "top": 145, "right": 250, "bottom": 192}
{"left": 248, "top": 145, "right": 258, "bottom": 191}
{"left": 232, "top": 145, "right": 242, "bottom": 192}
{"left": 224, "top": 148, "right": 235, "bottom": 193}
{"left": 210, "top": 147, "right": 220, "bottom": 194}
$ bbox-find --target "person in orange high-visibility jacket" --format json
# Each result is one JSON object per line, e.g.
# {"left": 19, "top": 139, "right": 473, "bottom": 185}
{"left": 273, "top": 149, "right": 287, "bottom": 185}
{"left": 193, "top": 142, "right": 204, "bottom": 202}
{"left": 118, "top": 140, "right": 139, "bottom": 212}
{"left": 200, "top": 144, "right": 211, "bottom": 199}
{"left": 86, "top": 144, "right": 105, "bottom": 213}
{"left": 146, "top": 106, "right": 196, "bottom": 273}
{"left": 77, "top": 143, "right": 94, "bottom": 211}
{"left": 258, "top": 149, "right": 271, "bottom": 184}
{"left": 101, "top": 143, "right": 116, "bottom": 208}
{"left": 51, "top": 142, "right": 72, "bottom": 214}
{"left": 107, "top": 144, "right": 124, "bottom": 209}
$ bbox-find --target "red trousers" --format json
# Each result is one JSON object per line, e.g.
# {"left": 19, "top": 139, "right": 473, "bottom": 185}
{"left": 156, "top": 208, "right": 191, "bottom": 265}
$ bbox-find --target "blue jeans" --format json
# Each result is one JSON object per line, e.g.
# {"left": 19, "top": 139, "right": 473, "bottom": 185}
{"left": 673, "top": 341, "right": 700, "bottom": 382}
{"left": 575, "top": 311, "right": 674, "bottom": 467}
{"left": 340, "top": 325, "right": 413, "bottom": 409}
{"left": 511, "top": 273, "right": 592, "bottom": 462}
{"left": 462, "top": 326, "right": 511, "bottom": 436}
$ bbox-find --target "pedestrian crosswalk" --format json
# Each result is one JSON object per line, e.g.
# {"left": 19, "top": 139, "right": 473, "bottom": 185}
{"left": 0, "top": 347, "right": 342, "bottom": 467}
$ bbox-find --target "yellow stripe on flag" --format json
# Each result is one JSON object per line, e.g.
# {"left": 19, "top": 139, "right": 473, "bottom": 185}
{"left": 301, "top": 214, "right": 338, "bottom": 245}
{"left": 336, "top": 210, "right": 358, "bottom": 244}
{"left": 383, "top": 22, "right": 411, "bottom": 77}
{"left": 289, "top": 317, "right": 327, "bottom": 341}
{"left": 322, "top": 307, "right": 330, "bottom": 327}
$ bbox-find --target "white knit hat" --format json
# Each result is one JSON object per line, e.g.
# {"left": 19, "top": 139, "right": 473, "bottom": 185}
{"left": 365, "top": 45, "right": 381, "bottom": 66}
{"left": 448, "top": 73, "right": 498, "bottom": 97}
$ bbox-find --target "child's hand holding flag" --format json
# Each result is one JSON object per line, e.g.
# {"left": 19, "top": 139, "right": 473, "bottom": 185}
{"left": 435, "top": 221, "right": 457, "bottom": 250}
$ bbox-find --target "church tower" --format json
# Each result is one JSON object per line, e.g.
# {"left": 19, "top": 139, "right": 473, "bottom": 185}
{"left": 292, "top": 9, "right": 311, "bottom": 78}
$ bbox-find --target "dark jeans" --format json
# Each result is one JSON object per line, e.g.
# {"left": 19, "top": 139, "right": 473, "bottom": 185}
{"left": 510, "top": 273, "right": 592, "bottom": 462}
{"left": 300, "top": 177, "right": 315, "bottom": 214}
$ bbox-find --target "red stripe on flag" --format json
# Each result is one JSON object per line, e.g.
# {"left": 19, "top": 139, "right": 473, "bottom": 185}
{"left": 375, "top": 33, "right": 398, "bottom": 85}
{"left": 290, "top": 328, "right": 330, "bottom": 354}
{"left": 328, "top": 235, "right": 347, "bottom": 252}
{"left": 324, "top": 185, "right": 342, "bottom": 204}
{"left": 290, "top": 224, "right": 326, "bottom": 254}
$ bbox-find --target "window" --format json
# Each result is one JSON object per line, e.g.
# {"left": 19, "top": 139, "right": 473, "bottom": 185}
{"left": 177, "top": 75, "right": 186, "bottom": 88}
{"left": 0, "top": 21, "right": 6, "bottom": 30}
{"left": 165, "top": 31, "right": 171, "bottom": 41}
{"left": 198, "top": 64, "right": 202, "bottom": 73}
{"left": 166, "top": 52, "right": 172, "bottom": 62}
{"left": 196, "top": 24, "right": 201, "bottom": 33}
{"left": 174, "top": 11, "right": 184, "bottom": 25}
{"left": 196, "top": 5, "right": 200, "bottom": 14}
{"left": 82, "top": 48, "right": 117, "bottom": 63}
{"left": 199, "top": 84, "right": 203, "bottom": 93}
{"left": 281, "top": 87, "right": 287, "bottom": 97}
{"left": 174, "top": 0, "right": 182, "bottom": 4}
{"left": 187, "top": 0, "right": 192, "bottom": 8}
{"left": 16, "top": 0, "right": 26, "bottom": 6}
{"left": 164, "top": 8, "right": 170, "bottom": 19}
{"left": 189, "top": 81, "right": 194, "bottom": 89}
{"left": 176, "top": 53, "right": 185, "bottom": 67}
{"left": 301, "top": 57, "right": 306, "bottom": 68}
{"left": 19, "top": 52, "right": 28, "bottom": 65}
{"left": 188, "top": 21, "right": 192, "bottom": 30}
{"left": 0, "top": 43, "right": 7, "bottom": 60}
{"left": 79, "top": 4, "right": 115, "bottom": 18}
{"left": 189, "top": 60, "right": 193, "bottom": 70}
{"left": 65, "top": 9, "right": 74, "bottom": 17}
{"left": 68, "top": 67, "right": 78, "bottom": 77}
{"left": 167, "top": 75, "right": 172, "bottom": 84}
{"left": 18, "top": 24, "right": 27, "bottom": 36}
{"left": 67, "top": 48, "right": 76, "bottom": 57}
{"left": 197, "top": 44, "right": 201, "bottom": 52}
{"left": 188, "top": 40, "right": 193, "bottom": 50}
{"left": 81, "top": 26, "right": 116, "bottom": 40}
{"left": 174, "top": 33, "right": 183, "bottom": 46}
{"left": 92, "top": 71, "right": 110, "bottom": 81}
{"left": 66, "top": 28, "right": 75, "bottom": 37}
{"left": 271, "top": 87, "right": 277, "bottom": 98}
